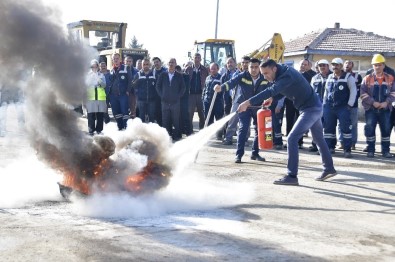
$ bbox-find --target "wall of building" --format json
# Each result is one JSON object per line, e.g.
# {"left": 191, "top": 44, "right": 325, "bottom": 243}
{"left": 285, "top": 54, "right": 395, "bottom": 76}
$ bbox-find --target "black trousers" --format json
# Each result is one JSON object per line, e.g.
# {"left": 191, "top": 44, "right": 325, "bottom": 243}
{"left": 88, "top": 112, "right": 104, "bottom": 133}
{"left": 162, "top": 101, "right": 181, "bottom": 140}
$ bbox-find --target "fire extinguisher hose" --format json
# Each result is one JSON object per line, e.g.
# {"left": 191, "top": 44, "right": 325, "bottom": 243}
{"left": 204, "top": 91, "right": 218, "bottom": 128}
{"left": 195, "top": 91, "right": 218, "bottom": 163}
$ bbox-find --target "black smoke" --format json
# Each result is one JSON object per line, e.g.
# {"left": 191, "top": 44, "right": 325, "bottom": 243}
{"left": 0, "top": 0, "right": 173, "bottom": 197}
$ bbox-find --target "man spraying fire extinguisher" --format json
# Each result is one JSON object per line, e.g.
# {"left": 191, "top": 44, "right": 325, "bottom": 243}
{"left": 238, "top": 59, "right": 337, "bottom": 186}
{"left": 214, "top": 58, "right": 270, "bottom": 164}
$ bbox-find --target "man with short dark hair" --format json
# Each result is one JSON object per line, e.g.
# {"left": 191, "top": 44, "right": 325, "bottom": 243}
{"left": 185, "top": 53, "right": 209, "bottom": 132}
{"left": 238, "top": 59, "right": 336, "bottom": 185}
{"left": 222, "top": 56, "right": 250, "bottom": 145}
{"left": 152, "top": 57, "right": 167, "bottom": 126}
{"left": 124, "top": 56, "right": 138, "bottom": 119}
{"left": 133, "top": 58, "right": 156, "bottom": 123}
{"left": 337, "top": 60, "right": 362, "bottom": 150}
{"left": 108, "top": 53, "right": 133, "bottom": 131}
{"left": 214, "top": 58, "right": 267, "bottom": 163}
{"left": 156, "top": 58, "right": 186, "bottom": 141}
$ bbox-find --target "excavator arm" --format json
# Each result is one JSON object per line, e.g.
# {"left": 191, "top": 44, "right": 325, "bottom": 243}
{"left": 246, "top": 33, "right": 285, "bottom": 63}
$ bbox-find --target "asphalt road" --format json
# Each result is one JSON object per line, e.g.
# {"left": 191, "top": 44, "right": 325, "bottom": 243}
{"left": 0, "top": 109, "right": 394, "bottom": 262}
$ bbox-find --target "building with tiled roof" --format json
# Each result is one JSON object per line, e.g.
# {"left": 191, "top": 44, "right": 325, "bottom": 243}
{"left": 284, "top": 23, "right": 395, "bottom": 74}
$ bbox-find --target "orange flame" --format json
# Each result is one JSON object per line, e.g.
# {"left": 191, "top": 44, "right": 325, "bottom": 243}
{"left": 62, "top": 158, "right": 110, "bottom": 195}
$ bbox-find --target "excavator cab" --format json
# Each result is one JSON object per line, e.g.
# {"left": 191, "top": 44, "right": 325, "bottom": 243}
{"left": 67, "top": 20, "right": 148, "bottom": 68}
{"left": 190, "top": 39, "right": 236, "bottom": 69}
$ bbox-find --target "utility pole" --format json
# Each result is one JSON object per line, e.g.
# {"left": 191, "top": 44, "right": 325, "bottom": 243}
{"left": 215, "top": 0, "right": 219, "bottom": 39}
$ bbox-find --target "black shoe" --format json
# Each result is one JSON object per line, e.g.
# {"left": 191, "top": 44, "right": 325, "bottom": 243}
{"left": 104, "top": 114, "right": 110, "bottom": 124}
{"left": 273, "top": 175, "right": 299, "bottom": 186}
{"left": 274, "top": 145, "right": 283, "bottom": 150}
{"left": 315, "top": 170, "right": 337, "bottom": 181}
{"left": 367, "top": 152, "right": 374, "bottom": 158}
{"left": 309, "top": 147, "right": 318, "bottom": 152}
{"left": 222, "top": 140, "right": 233, "bottom": 145}
{"left": 363, "top": 146, "right": 368, "bottom": 152}
{"left": 330, "top": 148, "right": 336, "bottom": 154}
{"left": 235, "top": 156, "right": 241, "bottom": 163}
{"left": 344, "top": 151, "right": 352, "bottom": 158}
{"left": 382, "top": 152, "right": 392, "bottom": 158}
{"left": 250, "top": 154, "right": 265, "bottom": 161}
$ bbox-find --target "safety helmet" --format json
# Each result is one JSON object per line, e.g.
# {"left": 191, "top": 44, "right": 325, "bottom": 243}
{"left": 331, "top": 58, "right": 343, "bottom": 65}
{"left": 317, "top": 59, "right": 329, "bottom": 65}
{"left": 90, "top": 59, "right": 99, "bottom": 67}
{"left": 371, "top": 54, "right": 385, "bottom": 64}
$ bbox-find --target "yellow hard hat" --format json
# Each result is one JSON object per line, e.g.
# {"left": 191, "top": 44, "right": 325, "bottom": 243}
{"left": 371, "top": 54, "right": 385, "bottom": 64}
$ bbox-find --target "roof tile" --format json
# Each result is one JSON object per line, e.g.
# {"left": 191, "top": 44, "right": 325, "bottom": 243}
{"left": 285, "top": 28, "right": 395, "bottom": 53}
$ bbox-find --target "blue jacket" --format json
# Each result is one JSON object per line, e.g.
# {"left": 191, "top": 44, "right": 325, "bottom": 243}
{"left": 324, "top": 72, "right": 356, "bottom": 107}
{"left": 133, "top": 70, "right": 157, "bottom": 102}
{"left": 221, "top": 69, "right": 240, "bottom": 109}
{"left": 108, "top": 64, "right": 133, "bottom": 96}
{"left": 249, "top": 64, "right": 319, "bottom": 110}
{"left": 221, "top": 71, "right": 269, "bottom": 105}
{"left": 311, "top": 71, "right": 332, "bottom": 102}
{"left": 203, "top": 73, "right": 223, "bottom": 103}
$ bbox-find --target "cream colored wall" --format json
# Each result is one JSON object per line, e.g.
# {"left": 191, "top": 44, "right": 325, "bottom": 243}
{"left": 285, "top": 54, "right": 395, "bottom": 75}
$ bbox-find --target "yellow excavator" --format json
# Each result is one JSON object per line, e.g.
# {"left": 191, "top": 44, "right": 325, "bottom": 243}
{"left": 246, "top": 33, "right": 285, "bottom": 63}
{"left": 188, "top": 39, "right": 236, "bottom": 69}
{"left": 67, "top": 20, "right": 148, "bottom": 67}
{"left": 190, "top": 33, "right": 284, "bottom": 69}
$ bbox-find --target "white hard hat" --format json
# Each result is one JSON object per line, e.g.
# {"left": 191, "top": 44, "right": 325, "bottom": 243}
{"left": 331, "top": 58, "right": 343, "bottom": 65}
{"left": 90, "top": 59, "right": 99, "bottom": 67}
{"left": 317, "top": 59, "right": 329, "bottom": 65}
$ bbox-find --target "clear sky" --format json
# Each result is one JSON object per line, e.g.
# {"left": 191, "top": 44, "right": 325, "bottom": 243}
{"left": 42, "top": 0, "right": 395, "bottom": 64}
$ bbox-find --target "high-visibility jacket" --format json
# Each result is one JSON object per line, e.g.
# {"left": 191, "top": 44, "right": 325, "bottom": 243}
{"left": 86, "top": 71, "right": 106, "bottom": 101}
{"left": 87, "top": 86, "right": 106, "bottom": 101}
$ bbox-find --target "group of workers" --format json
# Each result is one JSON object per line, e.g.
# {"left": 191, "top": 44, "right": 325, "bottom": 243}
{"left": 84, "top": 52, "right": 395, "bottom": 186}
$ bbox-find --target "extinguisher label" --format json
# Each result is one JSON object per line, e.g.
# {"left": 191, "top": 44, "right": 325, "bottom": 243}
{"left": 265, "top": 117, "right": 272, "bottom": 128}
{"left": 265, "top": 131, "right": 272, "bottom": 141}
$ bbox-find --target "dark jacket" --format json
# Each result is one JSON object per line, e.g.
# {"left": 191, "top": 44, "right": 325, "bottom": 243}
{"left": 249, "top": 64, "right": 319, "bottom": 111}
{"left": 185, "top": 64, "right": 209, "bottom": 94}
{"left": 311, "top": 71, "right": 332, "bottom": 102}
{"left": 220, "top": 71, "right": 269, "bottom": 105}
{"left": 156, "top": 71, "right": 186, "bottom": 104}
{"left": 302, "top": 69, "right": 316, "bottom": 84}
{"left": 108, "top": 64, "right": 133, "bottom": 96}
{"left": 360, "top": 72, "right": 395, "bottom": 111}
{"left": 203, "top": 73, "right": 223, "bottom": 103}
{"left": 153, "top": 67, "right": 167, "bottom": 79}
{"left": 350, "top": 72, "right": 363, "bottom": 108}
{"left": 324, "top": 72, "right": 355, "bottom": 107}
{"left": 133, "top": 70, "right": 157, "bottom": 102}
{"left": 221, "top": 69, "right": 240, "bottom": 112}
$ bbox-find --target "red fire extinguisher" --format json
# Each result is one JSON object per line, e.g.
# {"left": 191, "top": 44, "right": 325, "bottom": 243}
{"left": 257, "top": 106, "right": 273, "bottom": 150}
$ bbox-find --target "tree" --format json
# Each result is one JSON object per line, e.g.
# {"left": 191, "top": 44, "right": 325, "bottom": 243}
{"left": 128, "top": 36, "right": 144, "bottom": 49}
